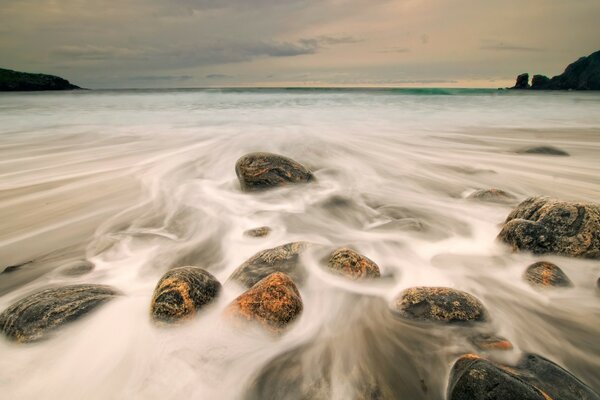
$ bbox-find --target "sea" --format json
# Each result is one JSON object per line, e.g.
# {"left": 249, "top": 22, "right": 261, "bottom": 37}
{"left": 0, "top": 88, "right": 599, "bottom": 399}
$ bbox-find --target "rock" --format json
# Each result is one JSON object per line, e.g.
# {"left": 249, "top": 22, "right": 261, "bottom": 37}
{"left": 0, "top": 67, "right": 80, "bottom": 91}
{"left": 531, "top": 74, "right": 551, "bottom": 89}
{"left": 0, "top": 284, "right": 120, "bottom": 342}
{"left": 1, "top": 261, "right": 33, "bottom": 274}
{"left": 516, "top": 146, "right": 569, "bottom": 156}
{"left": 448, "top": 353, "right": 600, "bottom": 400}
{"left": 498, "top": 197, "right": 600, "bottom": 258}
{"left": 225, "top": 272, "right": 302, "bottom": 333}
{"left": 56, "top": 260, "right": 95, "bottom": 276}
{"left": 243, "top": 226, "right": 272, "bottom": 238}
{"left": 524, "top": 261, "right": 573, "bottom": 288}
{"left": 229, "top": 242, "right": 309, "bottom": 288}
{"left": 150, "top": 266, "right": 221, "bottom": 324}
{"left": 392, "top": 287, "right": 486, "bottom": 323}
{"left": 469, "top": 334, "right": 513, "bottom": 351}
{"left": 467, "top": 188, "right": 516, "bottom": 203}
{"left": 235, "top": 152, "right": 313, "bottom": 192}
{"left": 448, "top": 354, "right": 551, "bottom": 400}
{"left": 326, "top": 247, "right": 381, "bottom": 279}
{"left": 513, "top": 73, "right": 530, "bottom": 89}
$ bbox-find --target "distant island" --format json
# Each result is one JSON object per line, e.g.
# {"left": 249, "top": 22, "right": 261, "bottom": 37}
{"left": 0, "top": 68, "right": 81, "bottom": 91}
{"left": 511, "top": 49, "right": 600, "bottom": 90}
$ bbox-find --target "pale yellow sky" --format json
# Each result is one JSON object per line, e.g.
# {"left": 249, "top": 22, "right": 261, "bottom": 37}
{"left": 1, "top": 0, "right": 599, "bottom": 88}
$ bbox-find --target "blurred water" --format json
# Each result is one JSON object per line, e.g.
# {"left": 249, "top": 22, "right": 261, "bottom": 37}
{"left": 0, "top": 89, "right": 599, "bottom": 399}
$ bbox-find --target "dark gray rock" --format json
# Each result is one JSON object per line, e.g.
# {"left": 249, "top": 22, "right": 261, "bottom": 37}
{"left": 150, "top": 266, "right": 221, "bottom": 324}
{"left": 516, "top": 146, "right": 569, "bottom": 156}
{"left": 392, "top": 287, "right": 486, "bottom": 323}
{"left": 524, "top": 261, "right": 573, "bottom": 288}
{"left": 229, "top": 242, "right": 309, "bottom": 288}
{"left": 531, "top": 74, "right": 551, "bottom": 89}
{"left": 513, "top": 73, "right": 530, "bottom": 89}
{"left": 498, "top": 197, "right": 600, "bottom": 258}
{"left": 0, "top": 284, "right": 120, "bottom": 342}
{"left": 235, "top": 152, "right": 313, "bottom": 192}
{"left": 0, "top": 67, "right": 80, "bottom": 91}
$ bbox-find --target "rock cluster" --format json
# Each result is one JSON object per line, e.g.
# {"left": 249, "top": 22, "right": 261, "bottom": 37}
{"left": 0, "top": 284, "right": 120, "bottom": 342}
{"left": 498, "top": 197, "right": 600, "bottom": 258}
{"left": 235, "top": 152, "right": 313, "bottom": 192}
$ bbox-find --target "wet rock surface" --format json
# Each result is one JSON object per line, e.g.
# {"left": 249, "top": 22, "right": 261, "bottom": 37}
{"left": 150, "top": 266, "right": 221, "bottom": 324}
{"left": 225, "top": 272, "right": 303, "bottom": 333}
{"left": 229, "top": 242, "right": 309, "bottom": 288}
{"left": 467, "top": 188, "right": 516, "bottom": 203}
{"left": 243, "top": 226, "right": 272, "bottom": 238}
{"left": 392, "top": 287, "right": 486, "bottom": 323}
{"left": 235, "top": 152, "right": 313, "bottom": 192}
{"left": 498, "top": 197, "right": 600, "bottom": 258}
{"left": 469, "top": 333, "right": 513, "bottom": 351}
{"left": 0, "top": 284, "right": 120, "bottom": 342}
{"left": 516, "top": 146, "right": 570, "bottom": 156}
{"left": 448, "top": 353, "right": 600, "bottom": 400}
{"left": 56, "top": 259, "right": 95, "bottom": 276}
{"left": 524, "top": 261, "right": 573, "bottom": 288}
{"left": 326, "top": 247, "right": 381, "bottom": 279}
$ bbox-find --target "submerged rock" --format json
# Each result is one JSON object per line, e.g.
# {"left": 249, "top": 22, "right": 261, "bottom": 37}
{"left": 326, "top": 247, "right": 381, "bottom": 279}
{"left": 524, "top": 261, "right": 573, "bottom": 288}
{"left": 448, "top": 353, "right": 600, "bottom": 400}
{"left": 235, "top": 152, "right": 313, "bottom": 192}
{"left": 229, "top": 242, "right": 309, "bottom": 288}
{"left": 225, "top": 272, "right": 302, "bottom": 333}
{"left": 467, "top": 188, "right": 517, "bottom": 203}
{"left": 469, "top": 334, "right": 513, "bottom": 351}
{"left": 243, "top": 226, "right": 272, "bottom": 238}
{"left": 0, "top": 284, "right": 120, "bottom": 342}
{"left": 392, "top": 287, "right": 486, "bottom": 323}
{"left": 498, "top": 197, "right": 600, "bottom": 258}
{"left": 56, "top": 259, "right": 95, "bottom": 276}
{"left": 516, "top": 146, "right": 569, "bottom": 156}
{"left": 150, "top": 266, "right": 221, "bottom": 324}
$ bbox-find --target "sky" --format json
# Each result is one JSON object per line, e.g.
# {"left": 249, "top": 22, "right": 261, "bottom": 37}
{"left": 1, "top": 0, "right": 599, "bottom": 88}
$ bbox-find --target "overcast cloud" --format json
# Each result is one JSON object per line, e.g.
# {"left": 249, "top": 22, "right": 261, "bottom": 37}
{"left": 1, "top": 0, "right": 599, "bottom": 88}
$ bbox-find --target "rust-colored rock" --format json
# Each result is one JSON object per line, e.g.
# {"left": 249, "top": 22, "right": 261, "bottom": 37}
{"left": 229, "top": 241, "right": 309, "bottom": 288}
{"left": 327, "top": 247, "right": 381, "bottom": 279}
{"left": 524, "top": 261, "right": 573, "bottom": 288}
{"left": 498, "top": 197, "right": 600, "bottom": 258}
{"left": 469, "top": 334, "right": 513, "bottom": 351}
{"left": 243, "top": 226, "right": 272, "bottom": 238}
{"left": 467, "top": 188, "right": 516, "bottom": 203}
{"left": 392, "top": 287, "right": 486, "bottom": 323}
{"left": 225, "top": 272, "right": 303, "bottom": 333}
{"left": 150, "top": 266, "right": 221, "bottom": 324}
{"left": 235, "top": 152, "right": 313, "bottom": 192}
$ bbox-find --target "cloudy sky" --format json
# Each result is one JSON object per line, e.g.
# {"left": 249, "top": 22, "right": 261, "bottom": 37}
{"left": 1, "top": 0, "right": 599, "bottom": 88}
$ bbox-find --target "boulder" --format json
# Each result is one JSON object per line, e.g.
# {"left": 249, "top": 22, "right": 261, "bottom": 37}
{"left": 225, "top": 272, "right": 302, "bottom": 333}
{"left": 150, "top": 266, "right": 221, "bottom": 324}
{"left": 448, "top": 353, "right": 600, "bottom": 400}
{"left": 229, "top": 242, "right": 309, "bottom": 288}
{"left": 498, "top": 197, "right": 600, "bottom": 258}
{"left": 524, "top": 261, "right": 573, "bottom": 288}
{"left": 392, "top": 287, "right": 486, "bottom": 323}
{"left": 0, "top": 284, "right": 120, "bottom": 342}
{"left": 516, "top": 146, "right": 569, "bottom": 156}
{"left": 243, "top": 226, "right": 272, "bottom": 238}
{"left": 0, "top": 67, "right": 80, "bottom": 91}
{"left": 531, "top": 74, "right": 551, "bottom": 89}
{"left": 513, "top": 73, "right": 530, "bottom": 89}
{"left": 326, "top": 247, "right": 381, "bottom": 279}
{"left": 235, "top": 152, "right": 313, "bottom": 192}
{"left": 467, "top": 188, "right": 516, "bottom": 203}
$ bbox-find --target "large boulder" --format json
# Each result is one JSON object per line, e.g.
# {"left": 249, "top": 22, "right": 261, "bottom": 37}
{"left": 392, "top": 287, "right": 486, "bottom": 323}
{"left": 225, "top": 272, "right": 303, "bottom": 333}
{"left": 326, "top": 247, "right": 381, "bottom": 279}
{"left": 448, "top": 353, "right": 600, "bottom": 400}
{"left": 150, "top": 266, "right": 221, "bottom": 324}
{"left": 498, "top": 197, "right": 600, "bottom": 258}
{"left": 0, "top": 284, "right": 120, "bottom": 342}
{"left": 0, "top": 67, "right": 80, "bottom": 91}
{"left": 229, "top": 242, "right": 309, "bottom": 288}
{"left": 235, "top": 152, "right": 314, "bottom": 192}
{"left": 531, "top": 74, "right": 551, "bottom": 89}
{"left": 524, "top": 261, "right": 573, "bottom": 288}
{"left": 513, "top": 73, "right": 530, "bottom": 89}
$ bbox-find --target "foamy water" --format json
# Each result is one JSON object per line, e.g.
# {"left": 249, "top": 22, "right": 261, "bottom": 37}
{"left": 0, "top": 89, "right": 599, "bottom": 399}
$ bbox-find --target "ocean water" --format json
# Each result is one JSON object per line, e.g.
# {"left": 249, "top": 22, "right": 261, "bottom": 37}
{"left": 0, "top": 88, "right": 599, "bottom": 399}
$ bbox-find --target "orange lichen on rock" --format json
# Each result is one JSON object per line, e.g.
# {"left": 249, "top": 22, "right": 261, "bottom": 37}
{"left": 327, "top": 247, "right": 381, "bottom": 280}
